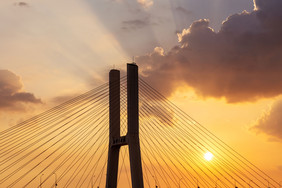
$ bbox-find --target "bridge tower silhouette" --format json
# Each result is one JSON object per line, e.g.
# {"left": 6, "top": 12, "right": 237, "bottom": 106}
{"left": 106, "top": 63, "right": 144, "bottom": 188}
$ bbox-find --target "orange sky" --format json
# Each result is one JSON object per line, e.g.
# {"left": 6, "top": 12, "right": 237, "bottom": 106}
{"left": 0, "top": 0, "right": 282, "bottom": 186}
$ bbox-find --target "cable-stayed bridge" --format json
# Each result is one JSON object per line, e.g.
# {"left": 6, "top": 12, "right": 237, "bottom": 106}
{"left": 0, "top": 64, "right": 280, "bottom": 188}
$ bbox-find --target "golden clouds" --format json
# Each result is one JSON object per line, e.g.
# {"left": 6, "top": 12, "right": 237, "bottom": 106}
{"left": 137, "top": 0, "right": 282, "bottom": 103}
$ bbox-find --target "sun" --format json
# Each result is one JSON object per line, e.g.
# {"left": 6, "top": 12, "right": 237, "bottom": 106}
{"left": 204, "top": 152, "right": 214, "bottom": 161}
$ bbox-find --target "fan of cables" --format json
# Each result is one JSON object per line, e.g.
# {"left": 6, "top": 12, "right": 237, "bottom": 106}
{"left": 0, "top": 77, "right": 279, "bottom": 188}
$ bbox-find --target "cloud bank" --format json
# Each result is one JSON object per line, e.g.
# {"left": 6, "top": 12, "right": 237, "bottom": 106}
{"left": 250, "top": 99, "right": 282, "bottom": 142}
{"left": 0, "top": 70, "right": 41, "bottom": 110}
{"left": 137, "top": 0, "right": 282, "bottom": 103}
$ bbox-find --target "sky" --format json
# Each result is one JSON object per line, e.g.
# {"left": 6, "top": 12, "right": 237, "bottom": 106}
{"left": 0, "top": 0, "right": 282, "bottom": 183}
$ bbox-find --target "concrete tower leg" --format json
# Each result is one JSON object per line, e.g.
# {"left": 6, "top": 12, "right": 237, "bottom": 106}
{"left": 106, "top": 70, "right": 121, "bottom": 188}
{"left": 127, "top": 64, "right": 144, "bottom": 188}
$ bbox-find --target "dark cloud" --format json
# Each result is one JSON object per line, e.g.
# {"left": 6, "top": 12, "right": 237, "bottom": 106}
{"left": 137, "top": 0, "right": 282, "bottom": 103}
{"left": 175, "top": 7, "right": 192, "bottom": 16}
{"left": 0, "top": 70, "right": 41, "bottom": 110}
{"left": 122, "top": 17, "right": 156, "bottom": 31}
{"left": 14, "top": 2, "right": 29, "bottom": 7}
{"left": 250, "top": 99, "right": 282, "bottom": 142}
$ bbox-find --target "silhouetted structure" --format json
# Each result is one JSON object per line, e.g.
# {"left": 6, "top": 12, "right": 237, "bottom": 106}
{"left": 106, "top": 63, "right": 144, "bottom": 188}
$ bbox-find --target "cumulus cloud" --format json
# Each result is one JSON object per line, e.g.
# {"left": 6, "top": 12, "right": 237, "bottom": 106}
{"left": 0, "top": 70, "right": 41, "bottom": 110}
{"left": 137, "top": 0, "right": 153, "bottom": 8}
{"left": 137, "top": 0, "right": 282, "bottom": 103}
{"left": 250, "top": 99, "right": 282, "bottom": 142}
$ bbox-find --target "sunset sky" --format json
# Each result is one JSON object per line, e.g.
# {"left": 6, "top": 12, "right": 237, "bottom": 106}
{"left": 0, "top": 0, "right": 282, "bottom": 183}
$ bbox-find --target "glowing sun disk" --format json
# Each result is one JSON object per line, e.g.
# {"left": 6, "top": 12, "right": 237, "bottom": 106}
{"left": 204, "top": 152, "right": 214, "bottom": 161}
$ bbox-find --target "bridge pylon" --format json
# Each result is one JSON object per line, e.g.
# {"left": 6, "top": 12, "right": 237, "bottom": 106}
{"left": 106, "top": 63, "right": 144, "bottom": 188}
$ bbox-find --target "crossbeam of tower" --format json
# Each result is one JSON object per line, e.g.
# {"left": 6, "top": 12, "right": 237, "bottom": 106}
{"left": 106, "top": 63, "right": 144, "bottom": 188}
